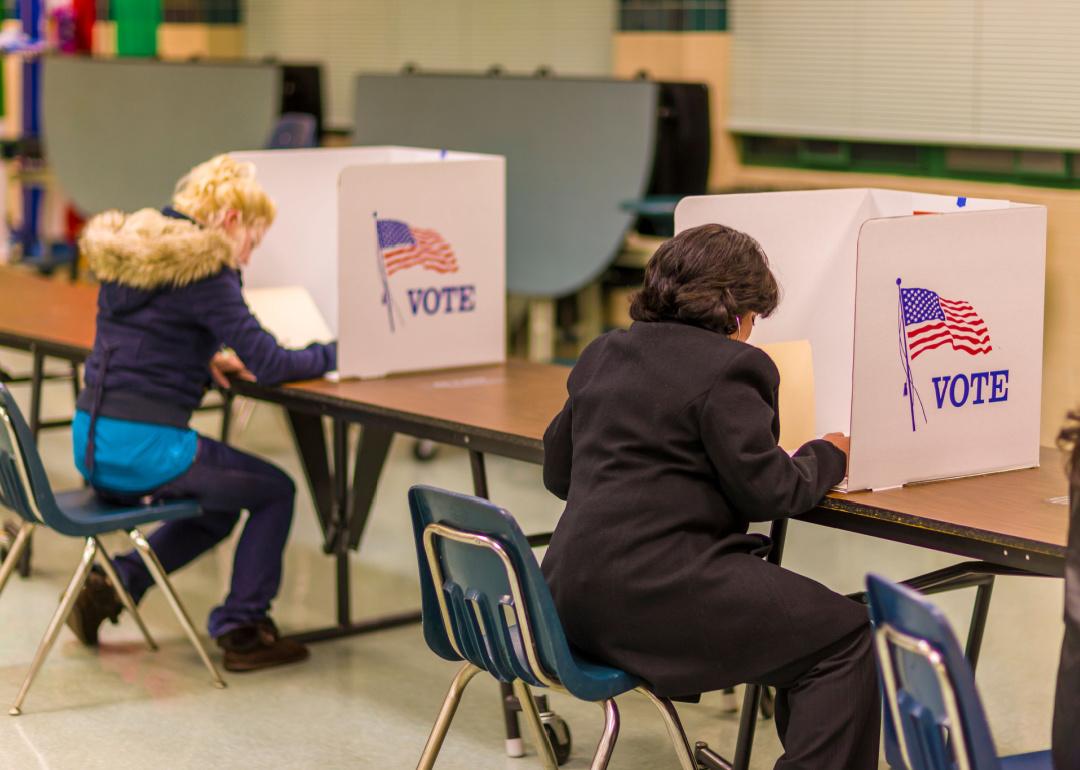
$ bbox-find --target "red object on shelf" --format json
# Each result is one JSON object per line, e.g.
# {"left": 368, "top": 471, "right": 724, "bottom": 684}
{"left": 73, "top": 0, "right": 95, "bottom": 54}
{"left": 65, "top": 205, "right": 86, "bottom": 243}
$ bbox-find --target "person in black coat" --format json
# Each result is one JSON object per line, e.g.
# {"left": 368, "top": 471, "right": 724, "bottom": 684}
{"left": 541, "top": 224, "right": 880, "bottom": 769}
{"left": 1055, "top": 414, "right": 1080, "bottom": 769}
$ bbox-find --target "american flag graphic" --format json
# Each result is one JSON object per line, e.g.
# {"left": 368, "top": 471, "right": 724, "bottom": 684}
{"left": 376, "top": 219, "right": 458, "bottom": 277}
{"left": 900, "top": 288, "right": 992, "bottom": 360}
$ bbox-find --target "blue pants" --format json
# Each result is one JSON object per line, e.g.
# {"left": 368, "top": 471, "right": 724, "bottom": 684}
{"left": 110, "top": 436, "right": 296, "bottom": 638}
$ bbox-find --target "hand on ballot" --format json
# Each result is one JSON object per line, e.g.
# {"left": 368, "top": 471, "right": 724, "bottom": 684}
{"left": 822, "top": 432, "right": 850, "bottom": 464}
{"left": 210, "top": 350, "right": 256, "bottom": 389}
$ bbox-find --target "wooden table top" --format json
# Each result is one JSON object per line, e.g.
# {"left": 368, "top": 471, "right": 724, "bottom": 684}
{"left": 815, "top": 447, "right": 1069, "bottom": 565}
{"left": 270, "top": 361, "right": 570, "bottom": 462}
{"left": 0, "top": 266, "right": 96, "bottom": 356}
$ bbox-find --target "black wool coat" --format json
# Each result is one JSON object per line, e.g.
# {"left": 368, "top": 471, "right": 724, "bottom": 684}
{"left": 540, "top": 321, "right": 867, "bottom": 697}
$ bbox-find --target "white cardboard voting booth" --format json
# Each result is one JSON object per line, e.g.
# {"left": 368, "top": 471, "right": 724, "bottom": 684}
{"left": 676, "top": 189, "right": 1047, "bottom": 491}
{"left": 234, "top": 146, "right": 506, "bottom": 379}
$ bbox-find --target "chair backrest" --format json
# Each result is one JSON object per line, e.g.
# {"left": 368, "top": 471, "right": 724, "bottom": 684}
{"left": 266, "top": 112, "right": 317, "bottom": 149}
{"left": 865, "top": 573, "right": 1002, "bottom": 770}
{"left": 407, "top": 484, "right": 590, "bottom": 697}
{"left": 0, "top": 384, "right": 72, "bottom": 535}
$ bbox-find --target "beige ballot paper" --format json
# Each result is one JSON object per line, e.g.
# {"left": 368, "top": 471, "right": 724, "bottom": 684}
{"left": 243, "top": 286, "right": 333, "bottom": 349}
{"left": 759, "top": 340, "right": 815, "bottom": 452}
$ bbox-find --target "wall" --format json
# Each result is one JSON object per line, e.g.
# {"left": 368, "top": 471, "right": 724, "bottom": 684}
{"left": 243, "top": 0, "right": 617, "bottom": 129}
{"left": 612, "top": 31, "right": 736, "bottom": 189}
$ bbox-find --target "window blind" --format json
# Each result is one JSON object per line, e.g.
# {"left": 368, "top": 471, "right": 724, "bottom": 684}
{"left": 730, "top": 0, "right": 1080, "bottom": 150}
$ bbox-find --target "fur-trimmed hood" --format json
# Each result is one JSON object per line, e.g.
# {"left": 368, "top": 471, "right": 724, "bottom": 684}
{"left": 80, "top": 208, "right": 237, "bottom": 290}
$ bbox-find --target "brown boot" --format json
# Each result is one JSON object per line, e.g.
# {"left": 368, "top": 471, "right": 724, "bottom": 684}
{"left": 216, "top": 618, "right": 309, "bottom": 672}
{"left": 65, "top": 566, "right": 123, "bottom": 646}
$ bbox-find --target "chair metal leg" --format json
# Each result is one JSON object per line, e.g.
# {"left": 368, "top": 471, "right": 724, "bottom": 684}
{"left": 9, "top": 537, "right": 97, "bottom": 716}
{"left": 93, "top": 538, "right": 157, "bottom": 652}
{"left": 416, "top": 662, "right": 482, "bottom": 770}
{"left": 589, "top": 698, "right": 620, "bottom": 770}
{"left": 0, "top": 523, "right": 34, "bottom": 599}
{"left": 511, "top": 679, "right": 559, "bottom": 770}
{"left": 128, "top": 529, "right": 226, "bottom": 689}
{"left": 635, "top": 687, "right": 697, "bottom": 770}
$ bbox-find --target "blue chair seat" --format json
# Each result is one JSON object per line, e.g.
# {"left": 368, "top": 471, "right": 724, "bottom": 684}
{"left": 52, "top": 489, "right": 201, "bottom": 537}
{"left": 563, "top": 646, "right": 640, "bottom": 702}
{"left": 999, "top": 751, "right": 1053, "bottom": 770}
{"left": 503, "top": 609, "right": 638, "bottom": 701}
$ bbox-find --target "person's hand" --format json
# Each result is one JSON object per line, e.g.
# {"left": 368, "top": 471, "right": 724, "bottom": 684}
{"left": 822, "top": 432, "right": 850, "bottom": 462}
{"left": 210, "top": 351, "right": 255, "bottom": 389}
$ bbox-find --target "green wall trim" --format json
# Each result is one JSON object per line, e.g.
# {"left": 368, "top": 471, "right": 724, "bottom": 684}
{"left": 739, "top": 134, "right": 1080, "bottom": 190}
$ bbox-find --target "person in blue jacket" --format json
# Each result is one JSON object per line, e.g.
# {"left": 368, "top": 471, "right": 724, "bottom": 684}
{"left": 67, "top": 155, "right": 336, "bottom": 672}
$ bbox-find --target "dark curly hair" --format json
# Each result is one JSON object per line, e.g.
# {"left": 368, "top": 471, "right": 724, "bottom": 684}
{"left": 1059, "top": 410, "right": 1080, "bottom": 484}
{"left": 629, "top": 223, "right": 780, "bottom": 335}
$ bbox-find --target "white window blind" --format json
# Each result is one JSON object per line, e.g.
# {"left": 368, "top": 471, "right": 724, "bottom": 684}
{"left": 243, "top": 0, "right": 616, "bottom": 130}
{"left": 731, "top": 0, "right": 1080, "bottom": 150}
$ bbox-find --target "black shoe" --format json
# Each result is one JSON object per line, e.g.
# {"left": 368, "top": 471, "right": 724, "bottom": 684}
{"left": 216, "top": 618, "right": 309, "bottom": 673}
{"left": 66, "top": 566, "right": 123, "bottom": 646}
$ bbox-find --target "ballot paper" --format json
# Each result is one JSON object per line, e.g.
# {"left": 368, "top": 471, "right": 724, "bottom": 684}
{"left": 758, "top": 339, "right": 815, "bottom": 453}
{"left": 243, "top": 286, "right": 334, "bottom": 349}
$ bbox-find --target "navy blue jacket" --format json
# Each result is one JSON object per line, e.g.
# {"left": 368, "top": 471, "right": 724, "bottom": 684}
{"left": 77, "top": 206, "right": 335, "bottom": 428}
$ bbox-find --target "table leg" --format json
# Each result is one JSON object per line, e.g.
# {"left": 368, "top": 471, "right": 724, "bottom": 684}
{"left": 285, "top": 414, "right": 417, "bottom": 644}
{"left": 346, "top": 426, "right": 394, "bottom": 550}
{"left": 332, "top": 419, "right": 351, "bottom": 628}
{"left": 70, "top": 361, "right": 80, "bottom": 401}
{"left": 285, "top": 410, "right": 334, "bottom": 546}
{"left": 29, "top": 346, "right": 44, "bottom": 439}
{"left": 966, "top": 579, "right": 994, "bottom": 671}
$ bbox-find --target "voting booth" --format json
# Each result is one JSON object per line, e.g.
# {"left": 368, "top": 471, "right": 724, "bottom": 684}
{"left": 676, "top": 189, "right": 1047, "bottom": 491}
{"left": 235, "top": 147, "right": 506, "bottom": 379}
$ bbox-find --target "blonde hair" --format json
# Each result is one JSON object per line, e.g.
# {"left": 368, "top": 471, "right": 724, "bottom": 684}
{"left": 171, "top": 154, "right": 276, "bottom": 230}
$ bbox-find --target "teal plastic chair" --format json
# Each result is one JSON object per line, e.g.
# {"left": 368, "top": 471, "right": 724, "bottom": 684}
{"left": 865, "top": 573, "right": 1052, "bottom": 770}
{"left": 0, "top": 384, "right": 225, "bottom": 715}
{"left": 407, "top": 484, "right": 697, "bottom": 769}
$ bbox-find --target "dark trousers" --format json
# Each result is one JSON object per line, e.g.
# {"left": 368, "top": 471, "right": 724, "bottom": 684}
{"left": 753, "top": 625, "right": 881, "bottom": 770}
{"left": 110, "top": 436, "right": 296, "bottom": 638}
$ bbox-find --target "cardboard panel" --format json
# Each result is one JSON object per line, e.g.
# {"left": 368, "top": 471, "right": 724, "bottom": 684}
{"left": 677, "top": 189, "right": 899, "bottom": 433}
{"left": 848, "top": 206, "right": 1046, "bottom": 490}
{"left": 676, "top": 188, "right": 1044, "bottom": 489}
{"left": 235, "top": 146, "right": 495, "bottom": 336}
{"left": 337, "top": 158, "right": 505, "bottom": 379}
